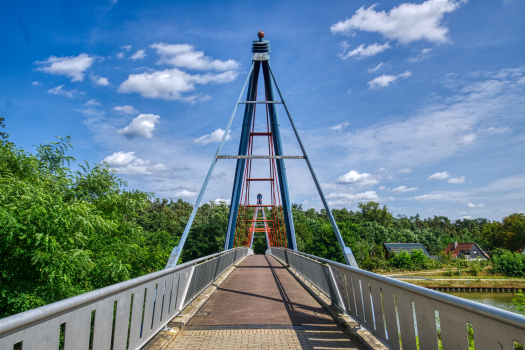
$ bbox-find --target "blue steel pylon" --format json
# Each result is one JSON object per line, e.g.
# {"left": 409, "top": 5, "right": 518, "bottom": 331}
{"left": 224, "top": 34, "right": 296, "bottom": 251}
{"left": 165, "top": 32, "right": 358, "bottom": 268}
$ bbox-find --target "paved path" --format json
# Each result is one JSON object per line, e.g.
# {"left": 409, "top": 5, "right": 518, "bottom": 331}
{"left": 166, "top": 255, "right": 360, "bottom": 349}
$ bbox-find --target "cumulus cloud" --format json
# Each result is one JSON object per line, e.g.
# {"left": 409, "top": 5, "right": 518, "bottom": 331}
{"left": 398, "top": 168, "right": 412, "bottom": 173}
{"left": 121, "top": 45, "right": 132, "bottom": 51}
{"left": 331, "top": 122, "right": 349, "bottom": 132}
{"left": 213, "top": 198, "right": 231, "bottom": 205}
{"left": 116, "top": 52, "right": 124, "bottom": 59}
{"left": 85, "top": 99, "right": 101, "bottom": 106}
{"left": 428, "top": 171, "right": 450, "bottom": 180}
{"left": 130, "top": 50, "right": 146, "bottom": 60}
{"left": 103, "top": 151, "right": 165, "bottom": 175}
{"left": 467, "top": 202, "right": 485, "bottom": 208}
{"left": 331, "top": 0, "right": 465, "bottom": 44}
{"left": 327, "top": 190, "right": 379, "bottom": 205}
{"left": 174, "top": 189, "right": 198, "bottom": 198}
{"left": 114, "top": 105, "right": 139, "bottom": 114}
{"left": 194, "top": 128, "right": 232, "bottom": 145}
{"left": 118, "top": 114, "right": 160, "bottom": 139}
{"left": 150, "top": 42, "right": 239, "bottom": 71}
{"left": 91, "top": 74, "right": 109, "bottom": 86}
{"left": 339, "top": 42, "right": 391, "bottom": 60}
{"left": 391, "top": 185, "right": 418, "bottom": 193}
{"left": 48, "top": 85, "right": 77, "bottom": 98}
{"left": 448, "top": 176, "right": 466, "bottom": 184}
{"left": 368, "top": 71, "right": 411, "bottom": 89}
{"left": 414, "top": 194, "right": 449, "bottom": 201}
{"left": 119, "top": 68, "right": 238, "bottom": 101}
{"left": 338, "top": 170, "right": 379, "bottom": 186}
{"left": 36, "top": 53, "right": 94, "bottom": 81}
{"left": 458, "top": 134, "right": 476, "bottom": 144}
{"left": 31, "top": 81, "right": 41, "bottom": 86}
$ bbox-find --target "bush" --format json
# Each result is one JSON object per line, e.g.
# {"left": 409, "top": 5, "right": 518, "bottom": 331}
{"left": 492, "top": 251, "right": 525, "bottom": 277}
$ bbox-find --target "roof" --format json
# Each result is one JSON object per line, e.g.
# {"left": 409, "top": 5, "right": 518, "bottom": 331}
{"left": 383, "top": 243, "right": 431, "bottom": 257}
{"left": 444, "top": 242, "right": 490, "bottom": 259}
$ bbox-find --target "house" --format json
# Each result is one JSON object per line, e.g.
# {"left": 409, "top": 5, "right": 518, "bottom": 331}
{"left": 383, "top": 243, "right": 431, "bottom": 259}
{"left": 444, "top": 242, "right": 489, "bottom": 260}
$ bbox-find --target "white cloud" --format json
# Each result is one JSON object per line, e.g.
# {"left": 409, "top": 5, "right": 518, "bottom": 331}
{"left": 461, "top": 215, "right": 472, "bottom": 219}
{"left": 113, "top": 105, "right": 139, "bottom": 114}
{"left": 458, "top": 134, "right": 476, "bottom": 144}
{"left": 467, "top": 202, "right": 485, "bottom": 208}
{"left": 428, "top": 171, "right": 450, "bottom": 180}
{"left": 414, "top": 194, "right": 449, "bottom": 201}
{"left": 410, "top": 48, "right": 433, "bottom": 62}
{"left": 368, "top": 71, "right": 411, "bottom": 89}
{"left": 121, "top": 45, "right": 132, "bottom": 51}
{"left": 103, "top": 151, "right": 164, "bottom": 175}
{"left": 119, "top": 68, "right": 238, "bottom": 101}
{"left": 47, "top": 85, "right": 77, "bottom": 98}
{"left": 485, "top": 127, "right": 510, "bottom": 133}
{"left": 194, "top": 128, "right": 232, "bottom": 145}
{"left": 448, "top": 176, "right": 466, "bottom": 184}
{"left": 116, "top": 52, "right": 124, "bottom": 59}
{"left": 36, "top": 53, "right": 94, "bottom": 82}
{"left": 91, "top": 74, "right": 109, "bottom": 86}
{"left": 338, "top": 170, "right": 379, "bottom": 186}
{"left": 368, "top": 62, "right": 385, "bottom": 73}
{"left": 118, "top": 113, "right": 160, "bottom": 139}
{"left": 379, "top": 186, "right": 386, "bottom": 190}
{"left": 85, "top": 99, "right": 101, "bottom": 106}
{"left": 150, "top": 42, "right": 239, "bottom": 71}
{"left": 130, "top": 49, "right": 146, "bottom": 61}
{"left": 391, "top": 185, "right": 418, "bottom": 193}
{"left": 331, "top": 0, "right": 465, "bottom": 44}
{"left": 327, "top": 190, "right": 379, "bottom": 205}
{"left": 331, "top": 121, "right": 349, "bottom": 131}
{"left": 213, "top": 198, "right": 231, "bottom": 205}
{"left": 31, "top": 81, "right": 41, "bottom": 86}
{"left": 397, "top": 168, "right": 412, "bottom": 173}
{"left": 174, "top": 190, "right": 198, "bottom": 198}
{"left": 339, "top": 42, "right": 391, "bottom": 60}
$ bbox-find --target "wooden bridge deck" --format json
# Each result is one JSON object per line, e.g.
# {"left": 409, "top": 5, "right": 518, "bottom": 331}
{"left": 166, "top": 255, "right": 361, "bottom": 349}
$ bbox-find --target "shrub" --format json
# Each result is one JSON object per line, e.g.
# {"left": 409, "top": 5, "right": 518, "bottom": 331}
{"left": 492, "top": 251, "right": 525, "bottom": 277}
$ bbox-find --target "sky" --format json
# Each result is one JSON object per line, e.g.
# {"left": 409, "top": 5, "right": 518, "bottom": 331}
{"left": 1, "top": 0, "right": 524, "bottom": 221}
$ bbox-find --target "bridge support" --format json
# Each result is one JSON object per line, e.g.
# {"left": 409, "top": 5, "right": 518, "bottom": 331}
{"left": 166, "top": 32, "right": 358, "bottom": 268}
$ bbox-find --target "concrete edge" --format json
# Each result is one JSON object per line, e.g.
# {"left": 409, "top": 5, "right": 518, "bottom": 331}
{"left": 141, "top": 255, "right": 249, "bottom": 350}
{"left": 272, "top": 256, "right": 389, "bottom": 350}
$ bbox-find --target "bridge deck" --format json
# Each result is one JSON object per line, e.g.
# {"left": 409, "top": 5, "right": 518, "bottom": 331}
{"left": 166, "top": 255, "right": 360, "bottom": 349}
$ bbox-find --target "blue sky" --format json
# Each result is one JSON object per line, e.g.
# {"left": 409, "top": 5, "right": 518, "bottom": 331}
{"left": 1, "top": 0, "right": 524, "bottom": 221}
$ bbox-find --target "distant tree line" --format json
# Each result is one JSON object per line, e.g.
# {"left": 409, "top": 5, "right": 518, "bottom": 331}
{"left": 1, "top": 130, "right": 524, "bottom": 317}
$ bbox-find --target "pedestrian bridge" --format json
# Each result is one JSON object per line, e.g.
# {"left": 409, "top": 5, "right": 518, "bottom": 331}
{"left": 1, "top": 248, "right": 525, "bottom": 350}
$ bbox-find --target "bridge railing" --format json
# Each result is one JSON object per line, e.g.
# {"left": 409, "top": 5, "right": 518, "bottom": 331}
{"left": 0, "top": 247, "right": 250, "bottom": 350}
{"left": 267, "top": 247, "right": 525, "bottom": 350}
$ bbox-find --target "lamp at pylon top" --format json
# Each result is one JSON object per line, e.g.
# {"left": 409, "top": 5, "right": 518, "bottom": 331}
{"left": 252, "top": 32, "right": 270, "bottom": 61}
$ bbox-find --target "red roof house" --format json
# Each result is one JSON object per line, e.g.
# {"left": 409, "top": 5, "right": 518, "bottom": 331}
{"left": 444, "top": 242, "right": 489, "bottom": 260}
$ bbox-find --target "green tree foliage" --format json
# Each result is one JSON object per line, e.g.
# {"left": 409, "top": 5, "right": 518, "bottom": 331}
{"left": 492, "top": 251, "right": 525, "bottom": 277}
{"left": 2, "top": 125, "right": 524, "bottom": 317}
{"left": 0, "top": 135, "right": 154, "bottom": 317}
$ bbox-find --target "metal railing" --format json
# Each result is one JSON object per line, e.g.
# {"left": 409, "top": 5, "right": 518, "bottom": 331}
{"left": 0, "top": 247, "right": 250, "bottom": 350}
{"left": 267, "top": 248, "right": 525, "bottom": 350}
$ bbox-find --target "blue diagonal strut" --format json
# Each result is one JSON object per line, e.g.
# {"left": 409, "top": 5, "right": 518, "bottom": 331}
{"left": 165, "top": 63, "right": 255, "bottom": 268}
{"left": 268, "top": 65, "right": 359, "bottom": 268}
